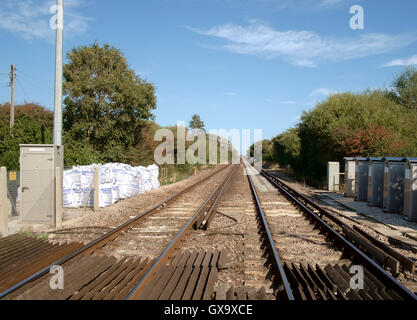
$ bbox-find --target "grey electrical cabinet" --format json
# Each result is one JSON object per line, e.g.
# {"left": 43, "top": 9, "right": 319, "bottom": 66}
{"left": 355, "top": 157, "right": 369, "bottom": 202}
{"left": 383, "top": 157, "right": 405, "bottom": 213}
{"left": 367, "top": 157, "right": 384, "bottom": 207}
{"left": 404, "top": 158, "right": 417, "bottom": 221}
{"left": 20, "top": 145, "right": 64, "bottom": 223}
{"left": 327, "top": 162, "right": 340, "bottom": 192}
{"left": 344, "top": 157, "right": 356, "bottom": 197}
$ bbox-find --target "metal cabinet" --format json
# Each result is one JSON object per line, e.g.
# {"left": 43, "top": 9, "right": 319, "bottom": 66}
{"left": 19, "top": 145, "right": 63, "bottom": 223}
{"left": 355, "top": 157, "right": 369, "bottom": 202}
{"left": 327, "top": 162, "right": 340, "bottom": 192}
{"left": 344, "top": 157, "right": 356, "bottom": 198}
{"left": 404, "top": 158, "right": 417, "bottom": 221}
{"left": 367, "top": 158, "right": 384, "bottom": 207}
{"left": 383, "top": 157, "right": 405, "bottom": 213}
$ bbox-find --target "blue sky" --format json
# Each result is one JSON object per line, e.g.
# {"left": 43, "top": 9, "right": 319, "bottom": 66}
{"left": 1, "top": 0, "right": 417, "bottom": 142}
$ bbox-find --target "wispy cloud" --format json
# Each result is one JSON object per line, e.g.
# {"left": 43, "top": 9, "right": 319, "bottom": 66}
{"left": 190, "top": 22, "right": 416, "bottom": 67}
{"left": 280, "top": 100, "right": 296, "bottom": 105}
{"left": 223, "top": 92, "right": 237, "bottom": 96}
{"left": 305, "top": 87, "right": 337, "bottom": 107}
{"left": 381, "top": 54, "right": 417, "bottom": 67}
{"left": 319, "top": 0, "right": 345, "bottom": 7}
{"left": 257, "top": 0, "right": 361, "bottom": 12}
{"left": 309, "top": 88, "right": 336, "bottom": 98}
{"left": 0, "top": 0, "right": 93, "bottom": 43}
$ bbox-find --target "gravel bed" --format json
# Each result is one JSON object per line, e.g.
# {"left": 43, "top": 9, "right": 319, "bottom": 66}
{"left": 48, "top": 165, "right": 226, "bottom": 245}
{"left": 181, "top": 164, "right": 274, "bottom": 297}
{"left": 267, "top": 169, "right": 417, "bottom": 293}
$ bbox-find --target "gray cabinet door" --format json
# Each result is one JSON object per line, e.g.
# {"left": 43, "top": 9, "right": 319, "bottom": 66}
{"left": 21, "top": 153, "right": 53, "bottom": 223}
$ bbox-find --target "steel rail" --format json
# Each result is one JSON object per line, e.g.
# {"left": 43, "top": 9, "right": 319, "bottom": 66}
{"left": 196, "top": 165, "right": 239, "bottom": 230}
{"left": 243, "top": 161, "right": 295, "bottom": 300}
{"left": 0, "top": 164, "right": 231, "bottom": 299}
{"left": 253, "top": 164, "right": 417, "bottom": 301}
{"left": 126, "top": 165, "right": 238, "bottom": 300}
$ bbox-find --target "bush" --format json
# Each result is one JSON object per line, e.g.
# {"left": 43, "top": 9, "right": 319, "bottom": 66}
{"left": 297, "top": 90, "right": 417, "bottom": 186}
{"left": 272, "top": 128, "right": 301, "bottom": 169}
{"left": 252, "top": 88, "right": 417, "bottom": 187}
{"left": 0, "top": 104, "right": 53, "bottom": 170}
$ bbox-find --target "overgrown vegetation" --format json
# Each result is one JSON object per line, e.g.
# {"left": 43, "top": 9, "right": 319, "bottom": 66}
{"left": 0, "top": 103, "right": 53, "bottom": 170}
{"left": 250, "top": 67, "right": 417, "bottom": 188}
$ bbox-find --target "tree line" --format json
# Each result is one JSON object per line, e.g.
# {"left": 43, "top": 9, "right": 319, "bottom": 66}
{"left": 1, "top": 43, "right": 157, "bottom": 170}
{"left": 0, "top": 42, "right": 229, "bottom": 171}
{"left": 250, "top": 67, "right": 417, "bottom": 188}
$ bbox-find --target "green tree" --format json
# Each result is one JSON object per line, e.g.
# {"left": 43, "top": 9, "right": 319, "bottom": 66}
{"left": 0, "top": 116, "right": 53, "bottom": 170}
{"left": 272, "top": 128, "right": 301, "bottom": 169}
{"left": 390, "top": 66, "right": 417, "bottom": 110}
{"left": 0, "top": 103, "right": 54, "bottom": 170}
{"left": 189, "top": 114, "right": 205, "bottom": 132}
{"left": 248, "top": 139, "right": 274, "bottom": 162}
{"left": 298, "top": 90, "right": 417, "bottom": 186}
{"left": 63, "top": 43, "right": 157, "bottom": 163}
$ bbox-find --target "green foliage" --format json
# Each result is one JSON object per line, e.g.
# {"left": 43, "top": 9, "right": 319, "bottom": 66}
{"left": 125, "top": 121, "right": 162, "bottom": 166}
{"left": 251, "top": 83, "right": 417, "bottom": 187}
{"left": 295, "top": 90, "right": 417, "bottom": 185}
{"left": 390, "top": 66, "right": 417, "bottom": 110}
{"left": 248, "top": 139, "right": 274, "bottom": 162}
{"left": 272, "top": 128, "right": 301, "bottom": 169}
{"left": 0, "top": 104, "right": 53, "bottom": 170}
{"left": 63, "top": 42, "right": 156, "bottom": 163}
{"left": 189, "top": 114, "right": 205, "bottom": 131}
{"left": 63, "top": 131, "right": 103, "bottom": 166}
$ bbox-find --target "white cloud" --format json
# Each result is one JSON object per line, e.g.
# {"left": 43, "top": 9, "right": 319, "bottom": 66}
{"left": 381, "top": 54, "right": 417, "bottom": 67}
{"left": 0, "top": 0, "right": 92, "bottom": 42}
{"left": 190, "top": 22, "right": 416, "bottom": 67}
{"left": 257, "top": 0, "right": 357, "bottom": 12}
{"left": 280, "top": 100, "right": 296, "bottom": 105}
{"left": 309, "top": 88, "right": 336, "bottom": 98}
{"left": 320, "top": 0, "right": 345, "bottom": 7}
{"left": 305, "top": 87, "right": 337, "bottom": 107}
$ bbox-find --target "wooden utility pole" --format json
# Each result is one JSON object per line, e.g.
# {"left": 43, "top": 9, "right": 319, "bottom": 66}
{"left": 10, "top": 65, "right": 15, "bottom": 130}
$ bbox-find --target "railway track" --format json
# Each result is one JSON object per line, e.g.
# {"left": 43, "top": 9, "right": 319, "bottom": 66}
{"left": 128, "top": 161, "right": 281, "bottom": 300}
{"left": 248, "top": 161, "right": 417, "bottom": 300}
{"left": 0, "top": 164, "right": 236, "bottom": 300}
{"left": 1, "top": 159, "right": 416, "bottom": 301}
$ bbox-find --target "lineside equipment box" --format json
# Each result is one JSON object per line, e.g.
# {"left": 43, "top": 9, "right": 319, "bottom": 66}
{"left": 327, "top": 162, "right": 340, "bottom": 192}
{"left": 367, "top": 157, "right": 384, "bottom": 207}
{"left": 344, "top": 157, "right": 356, "bottom": 197}
{"left": 383, "top": 157, "right": 405, "bottom": 214}
{"left": 404, "top": 158, "right": 417, "bottom": 221}
{"left": 355, "top": 157, "right": 369, "bottom": 202}
{"left": 19, "top": 145, "right": 64, "bottom": 224}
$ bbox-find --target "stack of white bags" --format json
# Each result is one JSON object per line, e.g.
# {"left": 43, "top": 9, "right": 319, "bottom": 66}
{"left": 63, "top": 163, "right": 160, "bottom": 208}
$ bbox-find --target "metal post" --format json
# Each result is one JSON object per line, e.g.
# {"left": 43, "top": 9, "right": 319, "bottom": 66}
{"left": 55, "top": 167, "right": 62, "bottom": 228}
{"left": 10, "top": 65, "right": 15, "bottom": 130}
{"left": 0, "top": 167, "right": 8, "bottom": 237}
{"left": 93, "top": 166, "right": 99, "bottom": 211}
{"left": 53, "top": 0, "right": 63, "bottom": 146}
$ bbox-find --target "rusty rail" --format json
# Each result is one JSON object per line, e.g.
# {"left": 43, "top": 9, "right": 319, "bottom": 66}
{"left": 0, "top": 164, "right": 231, "bottom": 299}
{"left": 126, "top": 165, "right": 238, "bottom": 300}
{"left": 252, "top": 163, "right": 417, "bottom": 301}
{"left": 243, "top": 161, "right": 294, "bottom": 300}
{"left": 195, "top": 165, "right": 239, "bottom": 230}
